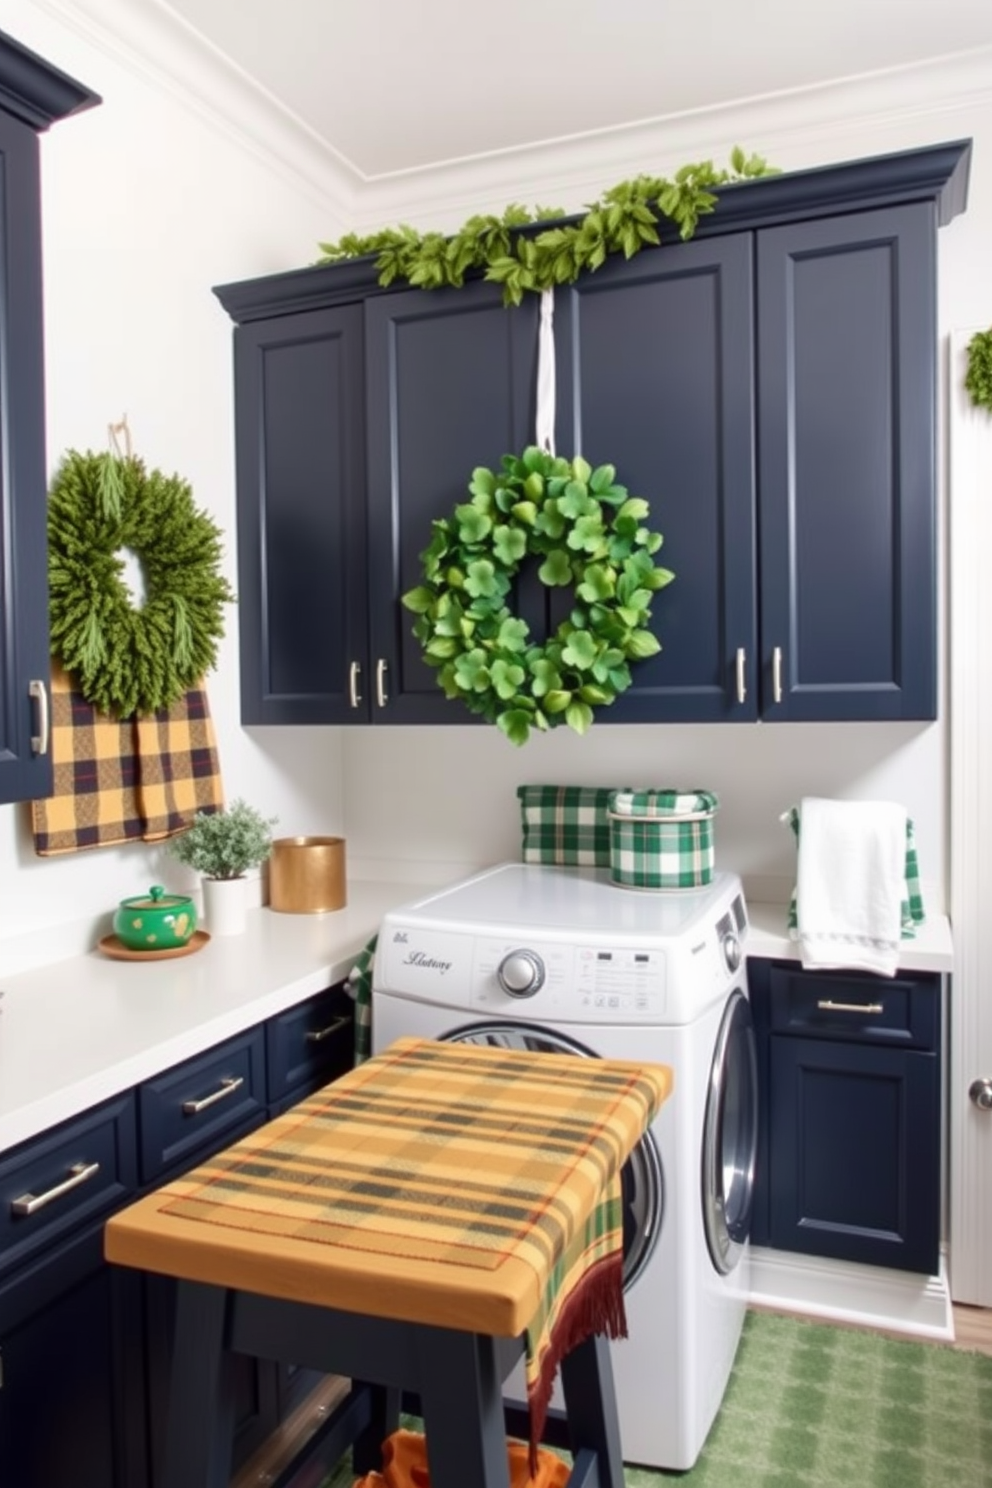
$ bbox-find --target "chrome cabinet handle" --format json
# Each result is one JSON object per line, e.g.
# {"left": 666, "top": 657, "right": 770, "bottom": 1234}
{"left": 11, "top": 1160, "right": 100, "bottom": 1217}
{"left": 182, "top": 1075, "right": 244, "bottom": 1115}
{"left": 816, "top": 999, "right": 884, "bottom": 1015}
{"left": 735, "top": 648, "right": 746, "bottom": 705}
{"left": 376, "top": 659, "right": 388, "bottom": 709}
{"left": 772, "top": 646, "right": 783, "bottom": 704}
{"left": 29, "top": 680, "right": 49, "bottom": 755}
{"left": 305, "top": 1015, "right": 350, "bottom": 1044}
{"left": 349, "top": 661, "right": 362, "bottom": 709}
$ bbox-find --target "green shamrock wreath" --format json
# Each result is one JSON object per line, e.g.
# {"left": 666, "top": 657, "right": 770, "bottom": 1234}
{"left": 47, "top": 449, "right": 236, "bottom": 718}
{"left": 402, "top": 446, "right": 674, "bottom": 746}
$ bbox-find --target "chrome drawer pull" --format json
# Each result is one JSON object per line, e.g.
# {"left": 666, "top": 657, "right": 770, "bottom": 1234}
{"left": 305, "top": 1015, "right": 349, "bottom": 1044}
{"left": 772, "top": 645, "right": 784, "bottom": 704}
{"left": 12, "top": 1160, "right": 100, "bottom": 1217}
{"left": 182, "top": 1075, "right": 244, "bottom": 1115}
{"left": 816, "top": 999, "right": 884, "bottom": 1015}
{"left": 376, "top": 658, "right": 388, "bottom": 709}
{"left": 349, "top": 661, "right": 362, "bottom": 708}
{"left": 735, "top": 647, "right": 746, "bottom": 705}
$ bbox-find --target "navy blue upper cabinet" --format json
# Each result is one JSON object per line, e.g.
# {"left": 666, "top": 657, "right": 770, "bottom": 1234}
{"left": 364, "top": 283, "right": 541, "bottom": 723}
{"left": 215, "top": 139, "right": 970, "bottom": 728}
{"left": 232, "top": 305, "right": 369, "bottom": 724}
{"left": 556, "top": 234, "right": 758, "bottom": 722}
{"left": 757, "top": 205, "right": 938, "bottom": 720}
{"left": 0, "top": 33, "right": 98, "bottom": 799}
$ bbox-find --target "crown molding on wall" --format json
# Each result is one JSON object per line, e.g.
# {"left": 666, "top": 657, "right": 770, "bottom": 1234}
{"left": 354, "top": 46, "right": 992, "bottom": 235}
{"left": 16, "top": 6, "right": 992, "bottom": 253}
{"left": 24, "top": 0, "right": 358, "bottom": 222}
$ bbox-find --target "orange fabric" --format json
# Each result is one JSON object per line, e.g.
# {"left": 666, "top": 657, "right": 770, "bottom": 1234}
{"left": 352, "top": 1429, "right": 571, "bottom": 1488}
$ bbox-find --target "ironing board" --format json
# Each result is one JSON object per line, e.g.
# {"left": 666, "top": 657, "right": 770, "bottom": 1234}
{"left": 105, "top": 1035, "right": 672, "bottom": 1488}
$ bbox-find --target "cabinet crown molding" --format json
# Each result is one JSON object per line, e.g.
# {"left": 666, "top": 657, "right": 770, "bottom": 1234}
{"left": 213, "top": 138, "right": 972, "bottom": 326}
{"left": 0, "top": 24, "right": 99, "bottom": 130}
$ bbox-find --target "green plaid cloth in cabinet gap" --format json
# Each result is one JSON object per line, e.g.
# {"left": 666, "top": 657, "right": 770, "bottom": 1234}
{"left": 783, "top": 806, "right": 925, "bottom": 937}
{"left": 517, "top": 784, "right": 615, "bottom": 866}
{"left": 347, "top": 933, "right": 377, "bottom": 1063}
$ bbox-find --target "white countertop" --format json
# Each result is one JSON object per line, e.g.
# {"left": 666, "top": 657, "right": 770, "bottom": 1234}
{"left": 0, "top": 879, "right": 953, "bottom": 1155}
{"left": 744, "top": 900, "right": 954, "bottom": 974}
{"left": 0, "top": 881, "right": 415, "bottom": 1154}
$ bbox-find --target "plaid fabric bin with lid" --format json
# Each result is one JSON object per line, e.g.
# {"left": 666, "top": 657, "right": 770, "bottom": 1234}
{"left": 607, "top": 788, "right": 719, "bottom": 890}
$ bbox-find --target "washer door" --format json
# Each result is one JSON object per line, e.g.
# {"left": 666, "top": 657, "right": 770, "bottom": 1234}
{"left": 440, "top": 1021, "right": 663, "bottom": 1291}
{"left": 702, "top": 987, "right": 758, "bottom": 1275}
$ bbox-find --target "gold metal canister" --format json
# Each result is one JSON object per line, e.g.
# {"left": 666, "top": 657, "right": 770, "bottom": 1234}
{"left": 269, "top": 836, "right": 347, "bottom": 913}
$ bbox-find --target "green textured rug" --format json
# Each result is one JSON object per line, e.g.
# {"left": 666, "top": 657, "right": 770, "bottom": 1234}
{"left": 320, "top": 1309, "right": 992, "bottom": 1486}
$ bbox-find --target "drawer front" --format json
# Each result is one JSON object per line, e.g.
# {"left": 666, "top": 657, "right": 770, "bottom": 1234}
{"left": 0, "top": 1093, "right": 137, "bottom": 1278}
{"left": 138, "top": 1028, "right": 267, "bottom": 1184}
{"left": 266, "top": 985, "right": 353, "bottom": 1108}
{"left": 767, "top": 964, "right": 939, "bottom": 1049}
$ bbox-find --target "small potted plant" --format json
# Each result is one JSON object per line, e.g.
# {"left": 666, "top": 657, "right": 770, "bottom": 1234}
{"left": 169, "top": 798, "right": 277, "bottom": 936}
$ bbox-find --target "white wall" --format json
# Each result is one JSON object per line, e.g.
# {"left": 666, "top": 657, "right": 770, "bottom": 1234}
{"left": 0, "top": 1, "right": 354, "bottom": 945}
{"left": 2, "top": 4, "right": 990, "bottom": 952}
{"left": 342, "top": 57, "right": 992, "bottom": 908}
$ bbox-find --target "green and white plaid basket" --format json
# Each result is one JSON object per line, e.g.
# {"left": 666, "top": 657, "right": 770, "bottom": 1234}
{"left": 517, "top": 784, "right": 615, "bottom": 867}
{"left": 607, "top": 789, "right": 719, "bottom": 891}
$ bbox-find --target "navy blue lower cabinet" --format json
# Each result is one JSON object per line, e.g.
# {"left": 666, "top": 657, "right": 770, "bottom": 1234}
{"left": 749, "top": 957, "right": 941, "bottom": 1275}
{"left": 0, "top": 1221, "right": 147, "bottom": 1488}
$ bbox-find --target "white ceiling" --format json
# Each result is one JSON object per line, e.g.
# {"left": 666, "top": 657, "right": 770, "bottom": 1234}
{"left": 159, "top": 0, "right": 992, "bottom": 180}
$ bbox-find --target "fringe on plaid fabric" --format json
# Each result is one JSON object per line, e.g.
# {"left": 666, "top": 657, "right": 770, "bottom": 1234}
{"left": 30, "top": 660, "right": 224, "bottom": 856}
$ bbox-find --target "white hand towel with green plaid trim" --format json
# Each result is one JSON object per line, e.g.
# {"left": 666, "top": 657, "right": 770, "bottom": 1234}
{"left": 789, "top": 797, "right": 915, "bottom": 976}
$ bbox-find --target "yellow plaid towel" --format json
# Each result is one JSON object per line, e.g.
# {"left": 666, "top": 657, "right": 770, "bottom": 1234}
{"left": 31, "top": 661, "right": 224, "bottom": 855}
{"left": 105, "top": 1036, "right": 672, "bottom": 1466}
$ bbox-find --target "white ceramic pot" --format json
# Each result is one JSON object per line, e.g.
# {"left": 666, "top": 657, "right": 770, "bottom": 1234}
{"left": 201, "top": 875, "right": 248, "bottom": 937}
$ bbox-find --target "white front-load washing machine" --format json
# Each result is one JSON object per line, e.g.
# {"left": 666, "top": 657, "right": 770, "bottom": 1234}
{"left": 371, "top": 861, "right": 758, "bottom": 1472}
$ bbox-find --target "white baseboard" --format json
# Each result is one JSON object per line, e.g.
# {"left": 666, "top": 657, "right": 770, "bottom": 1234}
{"left": 748, "top": 1246, "right": 954, "bottom": 1342}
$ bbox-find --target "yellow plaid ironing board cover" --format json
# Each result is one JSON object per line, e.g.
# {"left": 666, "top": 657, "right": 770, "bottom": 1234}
{"left": 105, "top": 1035, "right": 671, "bottom": 1453}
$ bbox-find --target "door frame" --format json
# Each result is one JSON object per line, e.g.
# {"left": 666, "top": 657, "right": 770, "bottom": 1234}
{"left": 948, "top": 327, "right": 992, "bottom": 1304}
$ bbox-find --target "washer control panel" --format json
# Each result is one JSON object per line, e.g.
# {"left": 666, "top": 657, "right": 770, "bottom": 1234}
{"left": 470, "top": 937, "right": 667, "bottom": 1021}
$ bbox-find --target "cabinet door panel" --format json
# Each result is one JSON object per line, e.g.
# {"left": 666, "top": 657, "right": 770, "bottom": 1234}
{"left": 557, "top": 234, "right": 757, "bottom": 721}
{"left": 365, "top": 282, "right": 540, "bottom": 723}
{"left": 769, "top": 1036, "right": 940, "bottom": 1273}
{"left": 234, "top": 305, "right": 368, "bottom": 724}
{"left": 0, "top": 1222, "right": 147, "bottom": 1488}
{"left": 0, "top": 110, "right": 54, "bottom": 802}
{"left": 757, "top": 204, "right": 937, "bottom": 719}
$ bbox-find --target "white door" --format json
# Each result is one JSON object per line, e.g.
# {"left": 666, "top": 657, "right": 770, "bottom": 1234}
{"left": 949, "top": 327, "right": 992, "bottom": 1304}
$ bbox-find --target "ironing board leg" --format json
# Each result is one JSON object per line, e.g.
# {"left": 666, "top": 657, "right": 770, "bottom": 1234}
{"left": 560, "top": 1331, "right": 625, "bottom": 1488}
{"left": 161, "top": 1281, "right": 237, "bottom": 1488}
{"left": 352, "top": 1383, "right": 402, "bottom": 1475}
{"left": 416, "top": 1329, "right": 511, "bottom": 1488}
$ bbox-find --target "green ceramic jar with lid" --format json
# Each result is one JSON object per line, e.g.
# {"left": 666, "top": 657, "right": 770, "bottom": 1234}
{"left": 113, "top": 885, "right": 198, "bottom": 951}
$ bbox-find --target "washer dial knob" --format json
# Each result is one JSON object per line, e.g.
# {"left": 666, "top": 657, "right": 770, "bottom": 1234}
{"left": 722, "top": 932, "right": 742, "bottom": 973}
{"left": 497, "top": 949, "right": 545, "bottom": 998}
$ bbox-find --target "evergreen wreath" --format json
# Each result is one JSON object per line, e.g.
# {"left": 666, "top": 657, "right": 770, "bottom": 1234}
{"left": 401, "top": 446, "right": 674, "bottom": 746}
{"left": 47, "top": 449, "right": 236, "bottom": 718}
{"left": 965, "top": 327, "right": 992, "bottom": 413}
